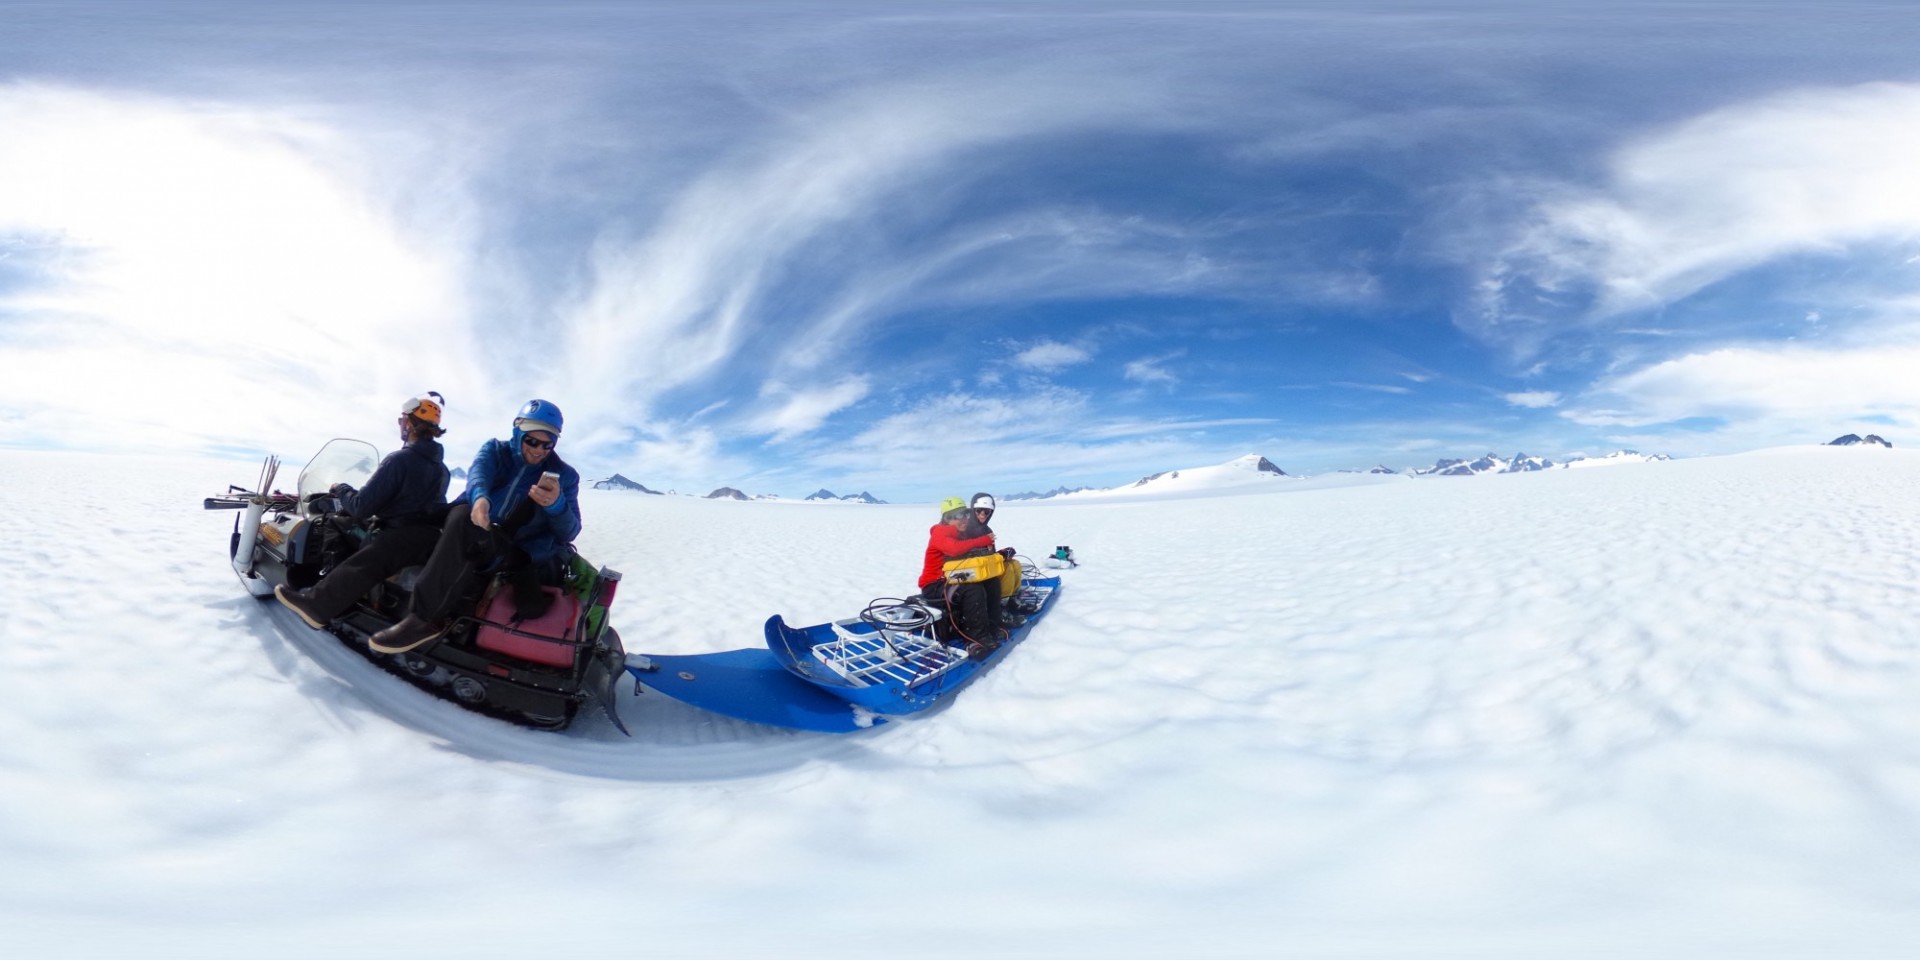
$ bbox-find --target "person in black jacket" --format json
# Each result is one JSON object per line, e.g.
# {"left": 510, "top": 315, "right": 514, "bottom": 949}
{"left": 275, "top": 393, "right": 452, "bottom": 628}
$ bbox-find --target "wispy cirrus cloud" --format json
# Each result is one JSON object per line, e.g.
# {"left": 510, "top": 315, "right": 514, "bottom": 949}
{"left": 556, "top": 70, "right": 1193, "bottom": 441}
{"left": 1333, "top": 381, "right": 1413, "bottom": 395}
{"left": 1123, "top": 351, "right": 1183, "bottom": 385}
{"left": 1564, "top": 342, "right": 1920, "bottom": 430}
{"left": 1504, "top": 391, "right": 1561, "bottom": 408}
{"left": 747, "top": 377, "right": 872, "bottom": 442}
{"left": 775, "top": 387, "right": 1278, "bottom": 496}
{"left": 1441, "top": 80, "right": 1920, "bottom": 459}
{"left": 1013, "top": 339, "right": 1092, "bottom": 371}
{"left": 1473, "top": 82, "right": 1920, "bottom": 352}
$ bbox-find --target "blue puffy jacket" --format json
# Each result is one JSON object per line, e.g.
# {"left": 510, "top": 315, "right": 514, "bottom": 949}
{"left": 336, "top": 438, "right": 450, "bottom": 526}
{"left": 454, "top": 437, "right": 582, "bottom": 564}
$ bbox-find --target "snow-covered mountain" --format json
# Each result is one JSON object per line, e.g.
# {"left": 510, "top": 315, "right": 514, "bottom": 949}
{"left": 705, "top": 486, "right": 750, "bottom": 500}
{"left": 1828, "top": 433, "right": 1894, "bottom": 448}
{"left": 1127, "top": 454, "right": 1289, "bottom": 487}
{"left": 803, "top": 488, "right": 886, "bottom": 504}
{"left": 1421, "top": 452, "right": 1557, "bottom": 475}
{"left": 1561, "top": 450, "right": 1675, "bottom": 469}
{"left": 591, "top": 473, "right": 661, "bottom": 493}
{"left": 1415, "top": 453, "right": 1526, "bottom": 476}
{"left": 1046, "top": 454, "right": 1295, "bottom": 500}
{"left": 1416, "top": 450, "right": 1670, "bottom": 476}
{"left": 1003, "top": 485, "right": 1096, "bottom": 501}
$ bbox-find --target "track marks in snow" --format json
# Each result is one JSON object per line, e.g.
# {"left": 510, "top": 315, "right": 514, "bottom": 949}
{"left": 10, "top": 447, "right": 1920, "bottom": 946}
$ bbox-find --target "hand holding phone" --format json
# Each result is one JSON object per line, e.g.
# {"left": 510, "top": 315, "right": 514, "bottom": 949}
{"left": 529, "top": 471, "right": 562, "bottom": 507}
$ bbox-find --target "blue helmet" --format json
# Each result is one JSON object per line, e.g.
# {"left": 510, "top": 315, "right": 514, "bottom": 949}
{"left": 514, "top": 399, "right": 564, "bottom": 437}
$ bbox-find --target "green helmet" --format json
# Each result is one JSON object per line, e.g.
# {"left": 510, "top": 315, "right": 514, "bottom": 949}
{"left": 939, "top": 496, "right": 967, "bottom": 518}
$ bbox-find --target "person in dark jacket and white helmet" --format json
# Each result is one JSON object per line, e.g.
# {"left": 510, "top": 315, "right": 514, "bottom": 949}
{"left": 963, "top": 492, "right": 1027, "bottom": 628}
{"left": 275, "top": 392, "right": 451, "bottom": 629}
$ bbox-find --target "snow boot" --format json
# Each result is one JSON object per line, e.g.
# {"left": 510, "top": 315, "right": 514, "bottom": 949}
{"left": 998, "top": 600, "right": 1027, "bottom": 630}
{"left": 966, "top": 637, "right": 1001, "bottom": 661}
{"left": 274, "top": 584, "right": 331, "bottom": 630}
{"left": 369, "top": 614, "right": 448, "bottom": 654}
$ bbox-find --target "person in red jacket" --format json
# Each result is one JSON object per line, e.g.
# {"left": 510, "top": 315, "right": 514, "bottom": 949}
{"left": 919, "top": 495, "right": 1020, "bottom": 653}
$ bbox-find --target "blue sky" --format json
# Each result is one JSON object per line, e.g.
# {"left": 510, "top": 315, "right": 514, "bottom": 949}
{"left": 6, "top": 1, "right": 1920, "bottom": 499}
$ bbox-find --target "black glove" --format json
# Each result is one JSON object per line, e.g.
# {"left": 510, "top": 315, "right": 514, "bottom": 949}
{"left": 329, "top": 482, "right": 355, "bottom": 499}
{"left": 999, "top": 547, "right": 1017, "bottom": 560}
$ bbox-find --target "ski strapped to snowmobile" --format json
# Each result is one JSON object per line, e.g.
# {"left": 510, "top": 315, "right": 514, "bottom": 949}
{"left": 207, "top": 439, "right": 629, "bottom": 733}
{"left": 628, "top": 573, "right": 1061, "bottom": 733}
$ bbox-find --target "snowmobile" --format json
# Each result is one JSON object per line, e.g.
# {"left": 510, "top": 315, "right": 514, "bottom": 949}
{"left": 205, "top": 439, "right": 629, "bottom": 733}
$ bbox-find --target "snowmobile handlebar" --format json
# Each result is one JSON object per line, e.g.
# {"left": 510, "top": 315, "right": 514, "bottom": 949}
{"left": 203, "top": 489, "right": 299, "bottom": 512}
{"left": 206, "top": 454, "right": 293, "bottom": 511}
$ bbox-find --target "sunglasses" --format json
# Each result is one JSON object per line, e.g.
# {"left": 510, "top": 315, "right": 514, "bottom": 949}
{"left": 522, "top": 435, "right": 556, "bottom": 450}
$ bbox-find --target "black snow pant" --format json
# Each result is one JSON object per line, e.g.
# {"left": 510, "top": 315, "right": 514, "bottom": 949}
{"left": 303, "top": 523, "right": 442, "bottom": 622}
{"left": 921, "top": 579, "right": 997, "bottom": 645}
{"left": 406, "top": 500, "right": 547, "bottom": 624}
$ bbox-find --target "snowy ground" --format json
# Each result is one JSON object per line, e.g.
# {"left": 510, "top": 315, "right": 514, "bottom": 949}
{"left": 4, "top": 445, "right": 1920, "bottom": 958}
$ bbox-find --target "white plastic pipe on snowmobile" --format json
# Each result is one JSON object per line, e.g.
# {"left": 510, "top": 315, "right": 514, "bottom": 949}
{"left": 231, "top": 454, "right": 279, "bottom": 584}
{"left": 233, "top": 498, "right": 267, "bottom": 582}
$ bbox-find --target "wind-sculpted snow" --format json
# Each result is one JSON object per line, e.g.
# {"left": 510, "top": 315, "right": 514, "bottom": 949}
{"left": 4, "top": 446, "right": 1920, "bottom": 957}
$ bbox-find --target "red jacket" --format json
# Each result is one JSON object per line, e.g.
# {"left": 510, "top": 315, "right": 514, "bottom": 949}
{"left": 919, "top": 522, "right": 996, "bottom": 589}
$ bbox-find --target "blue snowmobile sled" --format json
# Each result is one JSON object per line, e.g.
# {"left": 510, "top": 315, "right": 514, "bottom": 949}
{"left": 628, "top": 574, "right": 1062, "bottom": 733}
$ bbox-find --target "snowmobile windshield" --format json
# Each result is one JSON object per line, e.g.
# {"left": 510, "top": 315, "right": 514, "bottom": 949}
{"left": 296, "top": 439, "right": 380, "bottom": 508}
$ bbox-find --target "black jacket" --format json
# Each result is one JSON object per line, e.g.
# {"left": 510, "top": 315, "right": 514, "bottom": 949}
{"left": 337, "top": 438, "right": 450, "bottom": 526}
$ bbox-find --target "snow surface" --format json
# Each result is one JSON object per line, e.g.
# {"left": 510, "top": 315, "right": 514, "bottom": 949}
{"left": 5, "top": 444, "right": 1920, "bottom": 958}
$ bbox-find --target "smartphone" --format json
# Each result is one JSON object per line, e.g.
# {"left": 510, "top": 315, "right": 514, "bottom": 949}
{"left": 540, "top": 471, "right": 560, "bottom": 486}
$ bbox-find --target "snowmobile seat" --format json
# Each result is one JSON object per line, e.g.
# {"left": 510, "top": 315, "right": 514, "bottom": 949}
{"left": 472, "top": 587, "right": 582, "bottom": 667}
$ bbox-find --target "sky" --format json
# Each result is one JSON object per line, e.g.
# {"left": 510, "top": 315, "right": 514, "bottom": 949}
{"left": 7, "top": 1, "right": 1920, "bottom": 499}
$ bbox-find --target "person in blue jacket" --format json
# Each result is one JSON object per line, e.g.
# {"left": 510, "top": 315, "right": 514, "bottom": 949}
{"left": 369, "top": 399, "right": 582, "bottom": 654}
{"left": 274, "top": 393, "right": 451, "bottom": 628}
